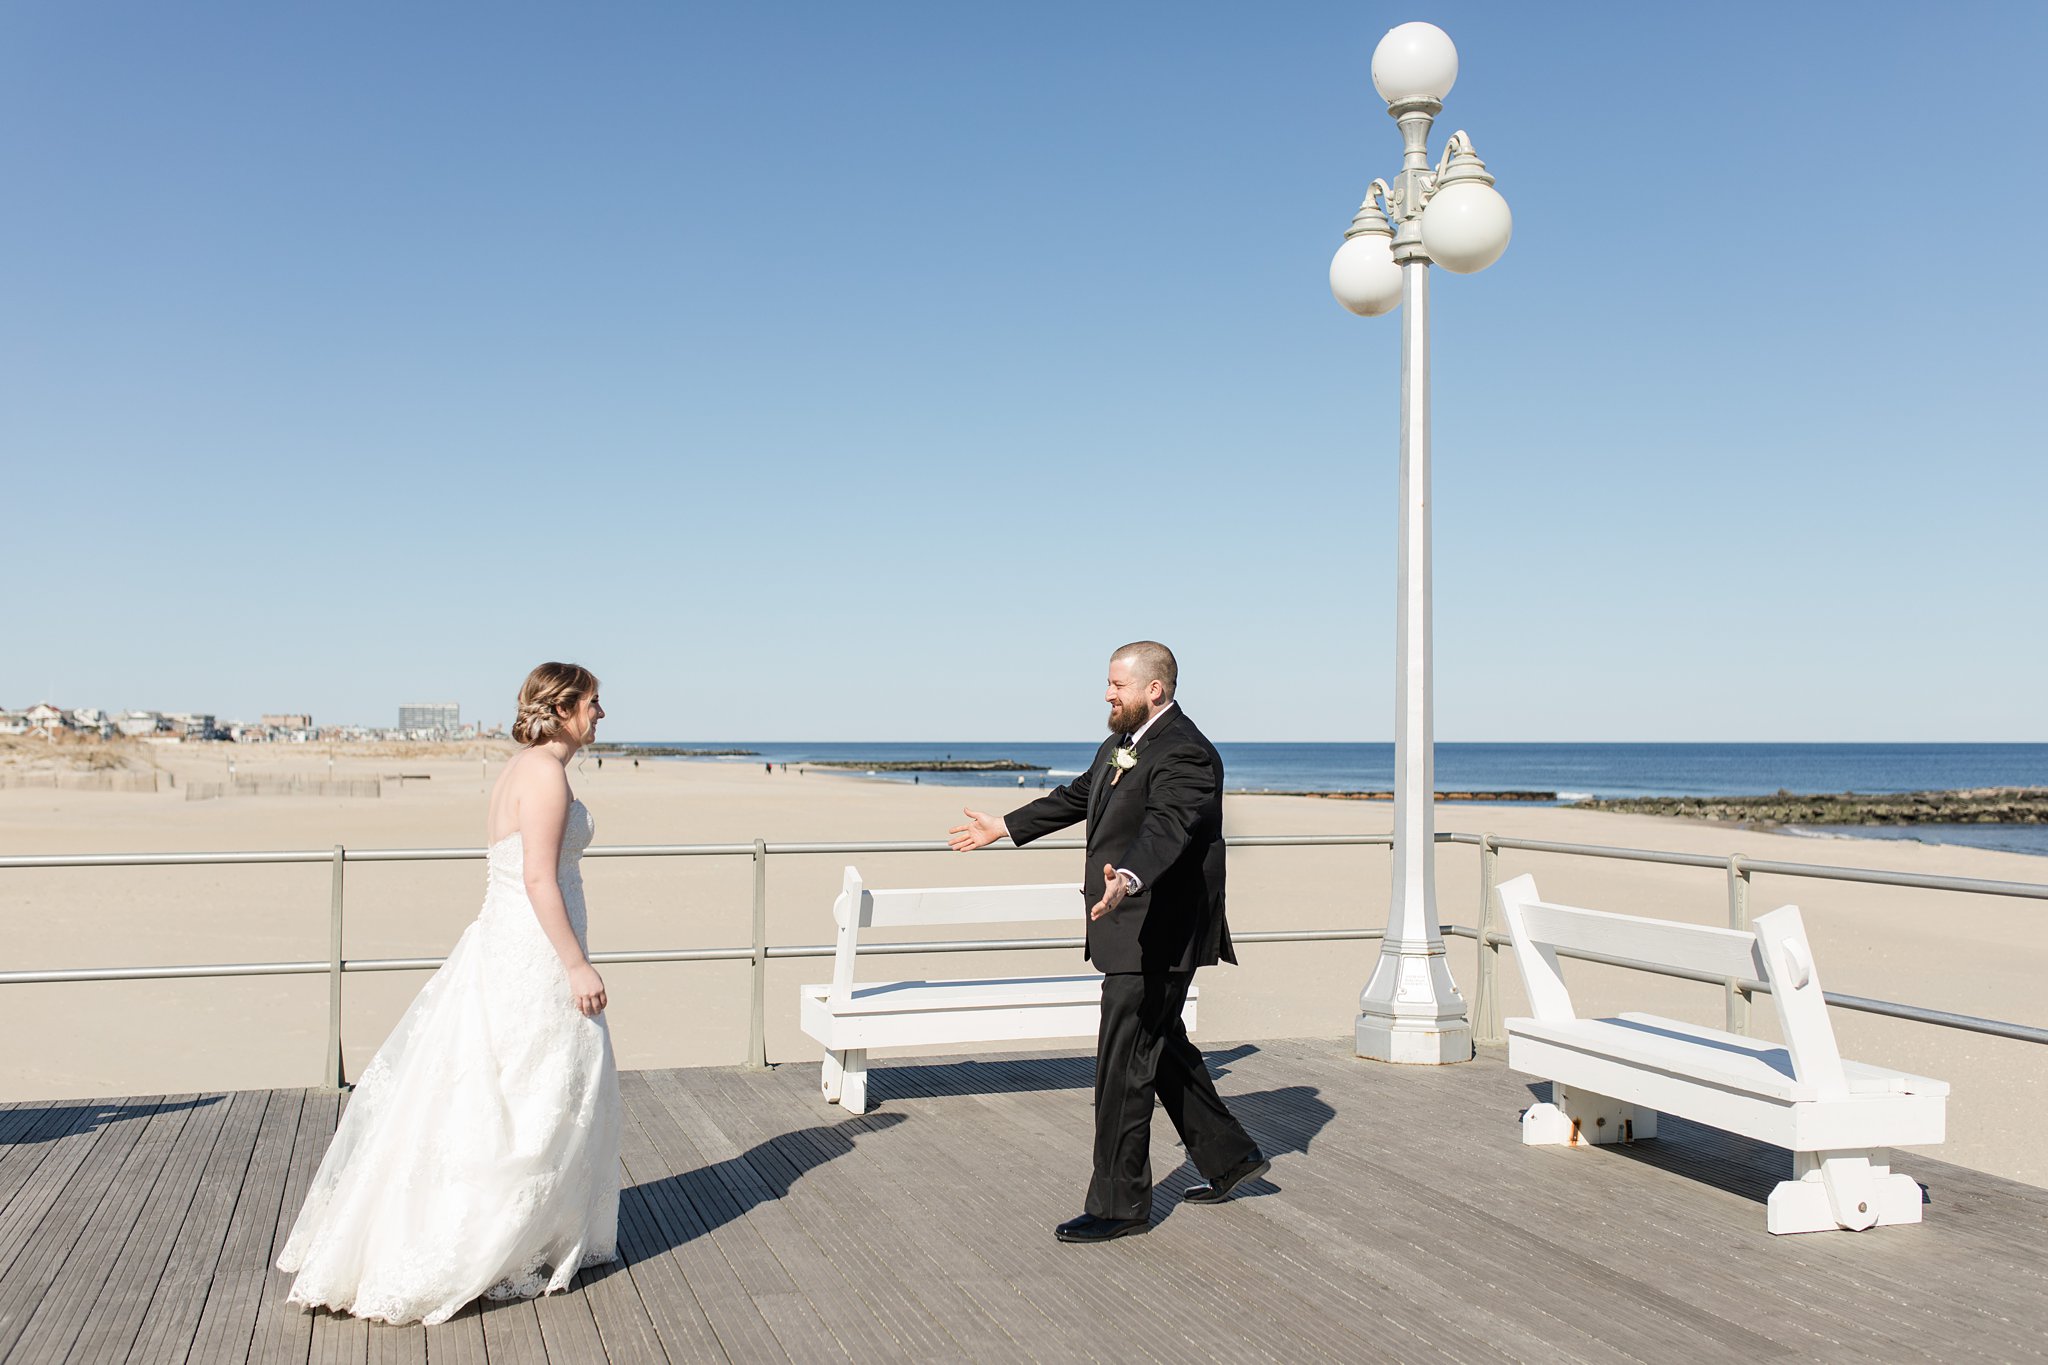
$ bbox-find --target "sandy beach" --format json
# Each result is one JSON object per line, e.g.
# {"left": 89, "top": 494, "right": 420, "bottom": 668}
{"left": 3, "top": 741, "right": 2043, "bottom": 1188}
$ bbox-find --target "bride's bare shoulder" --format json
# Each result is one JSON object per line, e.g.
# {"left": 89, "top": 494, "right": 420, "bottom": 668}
{"left": 504, "top": 751, "right": 570, "bottom": 799}
{"left": 489, "top": 751, "right": 569, "bottom": 831}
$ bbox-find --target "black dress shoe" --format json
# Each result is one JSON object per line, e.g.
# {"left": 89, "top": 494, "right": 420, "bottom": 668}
{"left": 1181, "top": 1153, "right": 1270, "bottom": 1204}
{"left": 1054, "top": 1213, "right": 1150, "bottom": 1243}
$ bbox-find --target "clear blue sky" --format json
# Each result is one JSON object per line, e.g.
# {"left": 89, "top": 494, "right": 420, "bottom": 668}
{"left": 4, "top": 2, "right": 2043, "bottom": 742}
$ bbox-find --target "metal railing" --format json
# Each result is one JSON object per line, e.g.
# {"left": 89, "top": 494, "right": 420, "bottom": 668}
{"left": 3, "top": 829, "right": 2044, "bottom": 1091}
{"left": 0, "top": 834, "right": 1399, "bottom": 1087}
{"left": 1442, "top": 831, "right": 2048, "bottom": 1049}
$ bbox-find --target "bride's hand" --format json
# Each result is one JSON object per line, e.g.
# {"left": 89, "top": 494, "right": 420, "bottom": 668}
{"left": 568, "top": 963, "right": 608, "bottom": 1017}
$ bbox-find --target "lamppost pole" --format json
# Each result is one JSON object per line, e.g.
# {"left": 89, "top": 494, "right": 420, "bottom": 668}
{"left": 1329, "top": 22, "right": 1512, "bottom": 1065}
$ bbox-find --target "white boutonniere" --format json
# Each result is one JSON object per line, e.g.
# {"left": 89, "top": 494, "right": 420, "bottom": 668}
{"left": 1109, "top": 746, "right": 1138, "bottom": 785}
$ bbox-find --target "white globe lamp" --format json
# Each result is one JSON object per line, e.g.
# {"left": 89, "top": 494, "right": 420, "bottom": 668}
{"left": 1330, "top": 230, "right": 1402, "bottom": 316}
{"left": 1371, "top": 22, "right": 1458, "bottom": 104}
{"left": 1420, "top": 134, "right": 1512, "bottom": 274}
{"left": 1421, "top": 180, "right": 1512, "bottom": 273}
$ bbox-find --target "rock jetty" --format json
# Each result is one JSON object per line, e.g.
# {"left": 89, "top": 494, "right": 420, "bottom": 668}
{"left": 804, "top": 759, "right": 1043, "bottom": 773}
{"left": 1572, "top": 787, "right": 2048, "bottom": 825}
{"left": 1282, "top": 790, "right": 1556, "bottom": 802}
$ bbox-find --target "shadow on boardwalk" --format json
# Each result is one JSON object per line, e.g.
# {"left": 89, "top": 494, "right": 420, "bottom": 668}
{"left": 857, "top": 1043, "right": 1338, "bottom": 1217}
{"left": 4, "top": 1041, "right": 2045, "bottom": 1363}
{"left": 0, "top": 1095, "right": 220, "bottom": 1147}
{"left": 622, "top": 1111, "right": 907, "bottom": 1257}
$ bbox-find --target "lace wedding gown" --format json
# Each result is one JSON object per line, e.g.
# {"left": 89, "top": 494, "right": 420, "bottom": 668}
{"left": 278, "top": 799, "right": 621, "bottom": 1325}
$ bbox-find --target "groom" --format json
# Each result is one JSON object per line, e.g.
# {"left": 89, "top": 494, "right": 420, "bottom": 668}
{"left": 948, "top": 641, "right": 1267, "bottom": 1242}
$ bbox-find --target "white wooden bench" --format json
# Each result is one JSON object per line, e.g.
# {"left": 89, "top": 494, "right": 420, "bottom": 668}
{"left": 798, "top": 866, "right": 1197, "bottom": 1115}
{"left": 1494, "top": 873, "right": 1948, "bottom": 1235}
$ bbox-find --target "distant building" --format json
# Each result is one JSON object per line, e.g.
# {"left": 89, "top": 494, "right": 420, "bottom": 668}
{"left": 116, "top": 710, "right": 164, "bottom": 738}
{"left": 262, "top": 714, "right": 313, "bottom": 730}
{"left": 0, "top": 711, "right": 27, "bottom": 736}
{"left": 398, "top": 702, "right": 460, "bottom": 733}
{"left": 24, "top": 703, "right": 69, "bottom": 737}
{"left": 163, "top": 712, "right": 218, "bottom": 740}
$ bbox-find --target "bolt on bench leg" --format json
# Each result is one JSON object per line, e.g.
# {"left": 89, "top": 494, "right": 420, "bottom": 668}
{"left": 1522, "top": 1084, "right": 1658, "bottom": 1146}
{"left": 1768, "top": 1150, "right": 1924, "bottom": 1234}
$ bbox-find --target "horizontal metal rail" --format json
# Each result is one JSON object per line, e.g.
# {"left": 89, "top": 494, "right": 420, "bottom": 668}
{"left": 1444, "top": 924, "right": 2048, "bottom": 1047}
{"left": 0, "top": 832, "right": 1417, "bottom": 870}
{"left": 1473, "top": 834, "right": 2048, "bottom": 900}
{"left": 0, "top": 927, "right": 1386, "bottom": 985}
{"left": 5, "top": 825, "right": 2044, "bottom": 1089}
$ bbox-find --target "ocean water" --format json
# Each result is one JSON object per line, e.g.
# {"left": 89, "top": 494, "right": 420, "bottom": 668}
{"left": 636, "top": 742, "right": 2048, "bottom": 857}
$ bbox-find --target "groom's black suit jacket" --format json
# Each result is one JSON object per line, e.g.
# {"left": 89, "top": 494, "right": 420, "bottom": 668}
{"left": 1003, "top": 706, "right": 1234, "bottom": 976}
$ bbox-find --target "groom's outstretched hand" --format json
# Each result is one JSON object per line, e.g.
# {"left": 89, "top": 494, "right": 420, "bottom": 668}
{"left": 948, "top": 808, "right": 1008, "bottom": 852}
{"left": 1090, "top": 862, "right": 1129, "bottom": 921}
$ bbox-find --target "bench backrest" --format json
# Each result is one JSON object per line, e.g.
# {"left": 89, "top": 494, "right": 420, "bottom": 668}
{"left": 1494, "top": 873, "right": 1849, "bottom": 1097}
{"left": 828, "top": 866, "right": 1082, "bottom": 1005}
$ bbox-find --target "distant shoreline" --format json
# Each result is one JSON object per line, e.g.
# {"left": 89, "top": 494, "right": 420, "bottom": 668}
{"left": 1264, "top": 789, "right": 1556, "bottom": 802}
{"left": 1574, "top": 787, "right": 2048, "bottom": 825}
{"left": 802, "top": 759, "right": 1043, "bottom": 773}
{"left": 588, "top": 744, "right": 759, "bottom": 758}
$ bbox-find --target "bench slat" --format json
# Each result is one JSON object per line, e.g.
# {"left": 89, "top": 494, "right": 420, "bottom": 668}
{"left": 1516, "top": 900, "right": 1765, "bottom": 983}
{"left": 849, "top": 883, "right": 1084, "bottom": 929}
{"left": 1610, "top": 1012, "right": 1950, "bottom": 1097}
{"left": 804, "top": 975, "right": 1108, "bottom": 1015}
{"left": 805, "top": 977, "right": 1201, "bottom": 1014}
{"left": 1509, "top": 1014, "right": 1809, "bottom": 1102}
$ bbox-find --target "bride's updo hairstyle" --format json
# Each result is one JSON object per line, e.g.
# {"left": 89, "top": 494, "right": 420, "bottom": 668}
{"left": 515, "top": 662, "right": 599, "bottom": 747}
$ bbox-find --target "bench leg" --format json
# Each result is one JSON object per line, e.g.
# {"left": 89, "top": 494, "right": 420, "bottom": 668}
{"left": 839, "top": 1050, "right": 869, "bottom": 1116}
{"left": 821, "top": 1050, "right": 845, "bottom": 1104}
{"left": 1767, "top": 1150, "right": 1924, "bottom": 1234}
{"left": 1523, "top": 1085, "right": 1657, "bottom": 1147}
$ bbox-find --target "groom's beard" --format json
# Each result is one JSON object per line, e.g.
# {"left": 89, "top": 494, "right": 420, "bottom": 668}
{"left": 1108, "top": 697, "right": 1153, "bottom": 737}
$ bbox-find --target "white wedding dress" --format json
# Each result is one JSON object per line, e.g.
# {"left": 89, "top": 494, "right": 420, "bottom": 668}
{"left": 278, "top": 799, "right": 621, "bottom": 1325}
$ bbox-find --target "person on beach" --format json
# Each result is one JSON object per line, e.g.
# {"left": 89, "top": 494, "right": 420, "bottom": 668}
{"left": 277, "top": 662, "right": 621, "bottom": 1324}
{"left": 948, "top": 641, "right": 1267, "bottom": 1243}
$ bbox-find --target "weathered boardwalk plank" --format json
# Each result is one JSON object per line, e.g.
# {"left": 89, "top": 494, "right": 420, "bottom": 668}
{"left": 1, "top": 1042, "right": 2045, "bottom": 1364}
{"left": 126, "top": 1087, "right": 276, "bottom": 1363}
{"left": 0, "top": 1102, "right": 128, "bottom": 1287}
{"left": 236, "top": 1087, "right": 326, "bottom": 1365}
{"left": 476, "top": 1298, "right": 548, "bottom": 1365}
{"left": 418, "top": 1300, "right": 485, "bottom": 1365}
{"left": 615, "top": 1071, "right": 785, "bottom": 1362}
{"left": 0, "top": 1096, "right": 164, "bottom": 1360}
{"left": 11, "top": 1096, "right": 197, "bottom": 1365}
{"left": 183, "top": 1088, "right": 303, "bottom": 1365}
{"left": 65, "top": 1093, "right": 234, "bottom": 1363}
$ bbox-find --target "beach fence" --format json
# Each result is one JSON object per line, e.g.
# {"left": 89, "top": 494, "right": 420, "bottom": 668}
{"left": 0, "top": 770, "right": 160, "bottom": 793}
{"left": 1, "top": 830, "right": 2044, "bottom": 1095}
{"left": 181, "top": 776, "right": 383, "bottom": 800}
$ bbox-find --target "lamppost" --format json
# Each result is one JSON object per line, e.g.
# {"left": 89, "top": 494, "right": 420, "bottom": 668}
{"left": 1330, "top": 21, "right": 1512, "bottom": 1065}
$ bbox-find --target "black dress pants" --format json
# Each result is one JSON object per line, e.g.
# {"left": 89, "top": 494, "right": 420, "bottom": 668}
{"left": 1087, "top": 970, "right": 1259, "bottom": 1220}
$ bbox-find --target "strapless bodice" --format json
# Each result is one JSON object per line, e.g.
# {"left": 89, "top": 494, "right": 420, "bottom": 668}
{"left": 482, "top": 799, "right": 594, "bottom": 947}
{"left": 486, "top": 800, "right": 594, "bottom": 885}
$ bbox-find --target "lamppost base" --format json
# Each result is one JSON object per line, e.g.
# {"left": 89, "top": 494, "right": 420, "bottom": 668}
{"left": 1355, "top": 1014, "right": 1473, "bottom": 1065}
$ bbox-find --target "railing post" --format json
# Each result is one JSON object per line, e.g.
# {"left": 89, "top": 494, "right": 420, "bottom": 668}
{"left": 745, "top": 838, "right": 769, "bottom": 1070}
{"left": 1726, "top": 853, "right": 1751, "bottom": 1035}
{"left": 327, "top": 844, "right": 346, "bottom": 1089}
{"left": 1473, "top": 833, "right": 1501, "bottom": 1045}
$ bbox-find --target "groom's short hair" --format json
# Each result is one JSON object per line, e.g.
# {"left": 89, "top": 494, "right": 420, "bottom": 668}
{"left": 1111, "top": 641, "right": 1177, "bottom": 699}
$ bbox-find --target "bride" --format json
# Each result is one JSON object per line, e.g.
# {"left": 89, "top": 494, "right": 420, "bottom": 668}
{"left": 278, "top": 662, "right": 622, "bottom": 1325}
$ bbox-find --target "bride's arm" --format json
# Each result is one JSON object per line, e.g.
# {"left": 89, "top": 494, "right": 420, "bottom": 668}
{"left": 517, "top": 766, "right": 609, "bottom": 1016}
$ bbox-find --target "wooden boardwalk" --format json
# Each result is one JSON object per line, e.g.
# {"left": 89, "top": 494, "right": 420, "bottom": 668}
{"left": 2, "top": 1039, "right": 2044, "bottom": 1363}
